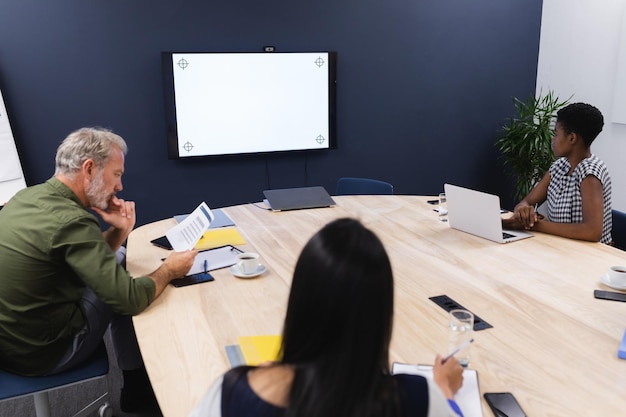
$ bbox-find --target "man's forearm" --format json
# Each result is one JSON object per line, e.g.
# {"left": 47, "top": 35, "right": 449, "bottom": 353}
{"left": 103, "top": 226, "right": 131, "bottom": 251}
{"left": 147, "top": 264, "right": 176, "bottom": 299}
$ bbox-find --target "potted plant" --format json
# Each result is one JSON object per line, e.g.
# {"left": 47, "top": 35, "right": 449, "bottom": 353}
{"left": 495, "top": 90, "right": 570, "bottom": 201}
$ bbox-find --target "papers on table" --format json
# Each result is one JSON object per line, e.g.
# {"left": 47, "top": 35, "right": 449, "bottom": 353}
{"left": 392, "top": 362, "right": 483, "bottom": 417}
{"left": 174, "top": 208, "right": 245, "bottom": 250}
{"left": 225, "top": 335, "right": 282, "bottom": 367}
{"left": 174, "top": 208, "right": 235, "bottom": 229}
{"left": 195, "top": 227, "right": 246, "bottom": 250}
{"left": 165, "top": 202, "right": 214, "bottom": 251}
{"left": 155, "top": 207, "right": 246, "bottom": 252}
{"left": 186, "top": 245, "right": 243, "bottom": 275}
{"left": 238, "top": 335, "right": 282, "bottom": 365}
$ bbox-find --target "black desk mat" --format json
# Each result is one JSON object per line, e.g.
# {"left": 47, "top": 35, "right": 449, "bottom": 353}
{"left": 429, "top": 295, "right": 493, "bottom": 331}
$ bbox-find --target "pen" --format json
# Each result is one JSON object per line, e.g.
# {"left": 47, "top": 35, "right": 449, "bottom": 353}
{"left": 204, "top": 259, "right": 208, "bottom": 274}
{"left": 442, "top": 338, "right": 474, "bottom": 363}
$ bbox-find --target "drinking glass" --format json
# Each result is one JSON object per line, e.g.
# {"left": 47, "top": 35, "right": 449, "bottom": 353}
{"left": 448, "top": 309, "right": 474, "bottom": 366}
{"left": 438, "top": 192, "right": 448, "bottom": 222}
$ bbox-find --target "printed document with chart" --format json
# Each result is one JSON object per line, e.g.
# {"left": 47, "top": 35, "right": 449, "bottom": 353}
{"left": 165, "top": 202, "right": 214, "bottom": 251}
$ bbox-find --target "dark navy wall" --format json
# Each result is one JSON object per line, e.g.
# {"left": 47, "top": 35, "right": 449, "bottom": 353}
{"left": 0, "top": 0, "right": 542, "bottom": 226}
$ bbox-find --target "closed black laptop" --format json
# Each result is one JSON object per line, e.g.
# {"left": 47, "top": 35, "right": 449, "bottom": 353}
{"left": 263, "top": 186, "right": 336, "bottom": 211}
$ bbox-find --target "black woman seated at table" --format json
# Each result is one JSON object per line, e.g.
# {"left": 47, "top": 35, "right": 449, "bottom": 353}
{"left": 189, "top": 217, "right": 465, "bottom": 417}
{"left": 504, "top": 102, "right": 612, "bottom": 243}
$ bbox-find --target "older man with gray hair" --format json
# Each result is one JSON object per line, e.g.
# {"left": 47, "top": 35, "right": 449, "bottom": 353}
{"left": 0, "top": 127, "right": 197, "bottom": 412}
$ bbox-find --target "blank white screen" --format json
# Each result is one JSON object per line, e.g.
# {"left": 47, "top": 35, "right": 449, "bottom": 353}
{"left": 171, "top": 52, "right": 332, "bottom": 157}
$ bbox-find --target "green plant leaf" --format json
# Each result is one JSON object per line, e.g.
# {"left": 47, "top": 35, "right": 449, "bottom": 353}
{"left": 495, "top": 90, "right": 571, "bottom": 201}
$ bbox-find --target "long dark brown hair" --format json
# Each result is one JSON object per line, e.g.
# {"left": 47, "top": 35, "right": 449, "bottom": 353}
{"left": 279, "top": 218, "right": 399, "bottom": 417}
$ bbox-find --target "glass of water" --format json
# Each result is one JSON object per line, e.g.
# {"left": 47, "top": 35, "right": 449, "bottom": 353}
{"left": 438, "top": 192, "right": 448, "bottom": 222}
{"left": 448, "top": 309, "right": 474, "bottom": 366}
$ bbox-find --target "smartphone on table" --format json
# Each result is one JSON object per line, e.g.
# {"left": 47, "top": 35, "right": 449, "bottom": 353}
{"left": 484, "top": 392, "right": 527, "bottom": 417}
{"left": 170, "top": 272, "right": 214, "bottom": 288}
{"left": 150, "top": 235, "right": 173, "bottom": 250}
{"left": 594, "top": 289, "right": 626, "bottom": 302}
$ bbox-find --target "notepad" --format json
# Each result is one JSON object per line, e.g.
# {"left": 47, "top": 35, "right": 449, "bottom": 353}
{"left": 392, "top": 363, "right": 483, "bottom": 417}
{"left": 195, "top": 227, "right": 246, "bottom": 250}
{"left": 151, "top": 226, "right": 245, "bottom": 251}
{"left": 184, "top": 209, "right": 245, "bottom": 250}
{"left": 225, "top": 335, "right": 282, "bottom": 367}
{"left": 183, "top": 245, "right": 243, "bottom": 275}
{"left": 155, "top": 209, "right": 245, "bottom": 251}
{"left": 619, "top": 329, "right": 626, "bottom": 359}
{"left": 238, "top": 335, "right": 282, "bottom": 365}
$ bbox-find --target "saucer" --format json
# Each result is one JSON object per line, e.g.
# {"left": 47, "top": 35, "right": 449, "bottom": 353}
{"left": 600, "top": 273, "right": 626, "bottom": 291}
{"left": 230, "top": 264, "right": 267, "bottom": 279}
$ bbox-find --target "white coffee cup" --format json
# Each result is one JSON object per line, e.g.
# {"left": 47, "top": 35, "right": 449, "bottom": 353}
{"left": 607, "top": 265, "right": 626, "bottom": 287}
{"left": 237, "top": 252, "right": 260, "bottom": 275}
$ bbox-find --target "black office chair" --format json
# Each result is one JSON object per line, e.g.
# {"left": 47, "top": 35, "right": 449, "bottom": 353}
{"left": 612, "top": 209, "right": 626, "bottom": 251}
{"left": 0, "top": 342, "right": 113, "bottom": 417}
{"left": 336, "top": 177, "right": 394, "bottom": 196}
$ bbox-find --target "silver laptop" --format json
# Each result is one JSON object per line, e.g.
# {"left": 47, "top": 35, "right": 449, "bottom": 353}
{"left": 263, "top": 186, "right": 336, "bottom": 212}
{"left": 444, "top": 183, "right": 533, "bottom": 243}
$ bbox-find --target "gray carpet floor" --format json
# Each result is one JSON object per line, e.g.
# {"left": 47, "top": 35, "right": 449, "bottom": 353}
{"left": 0, "top": 332, "right": 163, "bottom": 417}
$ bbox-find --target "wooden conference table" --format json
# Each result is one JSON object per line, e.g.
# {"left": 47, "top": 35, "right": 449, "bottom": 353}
{"left": 127, "top": 196, "right": 626, "bottom": 417}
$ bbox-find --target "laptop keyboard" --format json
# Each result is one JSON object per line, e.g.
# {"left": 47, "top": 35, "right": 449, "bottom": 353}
{"left": 502, "top": 232, "right": 516, "bottom": 240}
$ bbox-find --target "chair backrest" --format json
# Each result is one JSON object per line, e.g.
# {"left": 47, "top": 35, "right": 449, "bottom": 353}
{"left": 336, "top": 177, "right": 394, "bottom": 196}
{"left": 612, "top": 209, "right": 626, "bottom": 251}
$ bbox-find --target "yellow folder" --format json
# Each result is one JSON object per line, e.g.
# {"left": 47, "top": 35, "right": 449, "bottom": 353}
{"left": 237, "top": 335, "right": 282, "bottom": 365}
{"left": 194, "top": 227, "right": 246, "bottom": 251}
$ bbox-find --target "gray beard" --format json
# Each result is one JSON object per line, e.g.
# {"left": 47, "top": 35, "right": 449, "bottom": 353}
{"left": 86, "top": 171, "right": 111, "bottom": 210}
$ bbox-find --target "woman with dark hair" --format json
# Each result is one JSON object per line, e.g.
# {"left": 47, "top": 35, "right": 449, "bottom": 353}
{"left": 189, "top": 218, "right": 464, "bottom": 417}
{"left": 505, "top": 102, "right": 612, "bottom": 243}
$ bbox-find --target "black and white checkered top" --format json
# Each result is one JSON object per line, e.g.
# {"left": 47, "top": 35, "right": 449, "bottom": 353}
{"left": 547, "top": 155, "right": 612, "bottom": 244}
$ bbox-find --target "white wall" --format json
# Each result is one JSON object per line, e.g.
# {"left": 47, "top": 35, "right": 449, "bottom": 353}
{"left": 536, "top": 0, "right": 626, "bottom": 211}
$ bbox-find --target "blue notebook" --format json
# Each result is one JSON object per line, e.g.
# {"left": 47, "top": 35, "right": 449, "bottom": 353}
{"left": 174, "top": 208, "right": 235, "bottom": 228}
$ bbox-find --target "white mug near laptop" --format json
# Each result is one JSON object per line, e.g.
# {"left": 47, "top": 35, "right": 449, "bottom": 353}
{"left": 444, "top": 183, "right": 533, "bottom": 244}
{"left": 606, "top": 266, "right": 626, "bottom": 287}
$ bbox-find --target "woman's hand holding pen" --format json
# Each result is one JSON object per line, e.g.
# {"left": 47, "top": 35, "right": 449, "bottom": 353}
{"left": 514, "top": 202, "right": 539, "bottom": 229}
{"left": 433, "top": 354, "right": 464, "bottom": 400}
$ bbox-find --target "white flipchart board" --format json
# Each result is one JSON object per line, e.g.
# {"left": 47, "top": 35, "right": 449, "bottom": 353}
{"left": 0, "top": 87, "right": 26, "bottom": 205}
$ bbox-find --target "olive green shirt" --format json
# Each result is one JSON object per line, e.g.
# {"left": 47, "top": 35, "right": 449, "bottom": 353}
{"left": 0, "top": 178, "right": 156, "bottom": 375}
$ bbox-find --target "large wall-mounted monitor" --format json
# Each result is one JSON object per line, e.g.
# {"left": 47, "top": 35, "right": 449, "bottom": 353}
{"left": 162, "top": 51, "right": 337, "bottom": 158}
